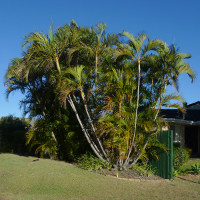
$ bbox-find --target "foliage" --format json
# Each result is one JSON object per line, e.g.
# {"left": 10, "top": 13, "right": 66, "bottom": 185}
{"left": 76, "top": 153, "right": 112, "bottom": 170}
{"left": 26, "top": 119, "right": 58, "bottom": 159}
{"left": 131, "top": 163, "right": 156, "bottom": 177}
{"left": 4, "top": 20, "right": 195, "bottom": 168}
{"left": 177, "top": 158, "right": 200, "bottom": 175}
{"left": 173, "top": 147, "right": 189, "bottom": 170}
{"left": 140, "top": 136, "right": 168, "bottom": 164}
{"left": 191, "top": 163, "right": 200, "bottom": 175}
{"left": 146, "top": 165, "right": 156, "bottom": 176}
{"left": 185, "top": 147, "right": 192, "bottom": 157}
{"left": 0, "top": 115, "right": 30, "bottom": 154}
{"left": 26, "top": 111, "right": 89, "bottom": 160}
{"left": 173, "top": 169, "right": 179, "bottom": 177}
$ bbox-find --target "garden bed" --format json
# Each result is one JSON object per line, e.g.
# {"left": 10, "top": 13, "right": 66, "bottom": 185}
{"left": 91, "top": 168, "right": 164, "bottom": 180}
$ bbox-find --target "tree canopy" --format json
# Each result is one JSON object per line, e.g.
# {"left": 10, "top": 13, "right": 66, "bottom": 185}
{"left": 5, "top": 20, "right": 195, "bottom": 169}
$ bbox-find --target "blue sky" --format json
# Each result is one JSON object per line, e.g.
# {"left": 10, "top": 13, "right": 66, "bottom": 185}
{"left": 0, "top": 0, "right": 200, "bottom": 117}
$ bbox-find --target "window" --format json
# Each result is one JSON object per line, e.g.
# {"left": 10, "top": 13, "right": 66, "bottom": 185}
{"left": 170, "top": 125, "right": 181, "bottom": 143}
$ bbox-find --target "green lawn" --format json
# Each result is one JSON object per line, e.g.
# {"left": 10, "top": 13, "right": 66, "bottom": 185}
{"left": 0, "top": 154, "right": 199, "bottom": 200}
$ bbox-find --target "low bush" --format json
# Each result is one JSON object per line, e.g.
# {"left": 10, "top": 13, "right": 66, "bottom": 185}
{"left": 185, "top": 148, "right": 192, "bottom": 157}
{"left": 131, "top": 163, "right": 147, "bottom": 175}
{"left": 173, "top": 169, "right": 179, "bottom": 177}
{"left": 191, "top": 163, "right": 200, "bottom": 175}
{"left": 173, "top": 147, "right": 189, "bottom": 171}
{"left": 76, "top": 153, "right": 112, "bottom": 170}
{"left": 131, "top": 163, "right": 156, "bottom": 177}
{"left": 0, "top": 116, "right": 30, "bottom": 154}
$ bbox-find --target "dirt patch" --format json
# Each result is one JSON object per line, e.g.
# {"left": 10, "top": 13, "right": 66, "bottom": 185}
{"left": 91, "top": 168, "right": 164, "bottom": 180}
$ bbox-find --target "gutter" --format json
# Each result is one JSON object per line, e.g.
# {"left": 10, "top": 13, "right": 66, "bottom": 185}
{"left": 164, "top": 118, "right": 200, "bottom": 126}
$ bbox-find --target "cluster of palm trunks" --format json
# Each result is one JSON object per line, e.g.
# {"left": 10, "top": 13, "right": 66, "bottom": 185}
{"left": 5, "top": 20, "right": 194, "bottom": 170}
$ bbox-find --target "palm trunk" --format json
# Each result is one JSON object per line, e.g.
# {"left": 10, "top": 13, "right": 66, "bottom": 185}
{"left": 124, "top": 60, "right": 141, "bottom": 167}
{"left": 128, "top": 138, "right": 149, "bottom": 168}
{"left": 67, "top": 95, "right": 106, "bottom": 162}
{"left": 128, "top": 79, "right": 168, "bottom": 168}
{"left": 154, "top": 79, "right": 167, "bottom": 121}
{"left": 80, "top": 90, "right": 109, "bottom": 162}
{"left": 95, "top": 51, "right": 98, "bottom": 88}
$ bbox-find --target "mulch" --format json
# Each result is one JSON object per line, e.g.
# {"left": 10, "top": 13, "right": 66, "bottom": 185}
{"left": 91, "top": 168, "right": 165, "bottom": 181}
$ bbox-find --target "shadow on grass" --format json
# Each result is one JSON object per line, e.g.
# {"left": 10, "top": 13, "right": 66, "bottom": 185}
{"left": 0, "top": 152, "right": 37, "bottom": 157}
{"left": 177, "top": 176, "right": 200, "bottom": 184}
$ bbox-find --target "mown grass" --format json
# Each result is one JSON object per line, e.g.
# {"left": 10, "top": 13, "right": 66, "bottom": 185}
{"left": 0, "top": 154, "right": 200, "bottom": 200}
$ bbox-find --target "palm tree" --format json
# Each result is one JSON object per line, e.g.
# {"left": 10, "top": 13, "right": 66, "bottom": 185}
{"left": 97, "top": 67, "right": 137, "bottom": 168}
{"left": 5, "top": 21, "right": 195, "bottom": 169}
{"left": 126, "top": 43, "right": 195, "bottom": 168}
{"left": 153, "top": 43, "right": 195, "bottom": 120}
{"left": 80, "top": 23, "right": 118, "bottom": 88}
{"left": 60, "top": 65, "right": 109, "bottom": 162}
{"left": 23, "top": 21, "right": 81, "bottom": 75}
{"left": 116, "top": 32, "right": 163, "bottom": 168}
{"left": 82, "top": 23, "right": 107, "bottom": 86}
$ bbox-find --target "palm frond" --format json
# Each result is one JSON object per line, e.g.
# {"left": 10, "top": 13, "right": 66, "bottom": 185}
{"left": 178, "top": 62, "right": 195, "bottom": 82}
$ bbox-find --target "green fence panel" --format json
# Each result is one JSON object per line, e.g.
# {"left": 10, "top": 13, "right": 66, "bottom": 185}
{"left": 150, "top": 130, "right": 173, "bottom": 179}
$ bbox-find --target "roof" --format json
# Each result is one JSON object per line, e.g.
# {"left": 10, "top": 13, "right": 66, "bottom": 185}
{"left": 187, "top": 101, "right": 200, "bottom": 108}
{"left": 160, "top": 108, "right": 200, "bottom": 122}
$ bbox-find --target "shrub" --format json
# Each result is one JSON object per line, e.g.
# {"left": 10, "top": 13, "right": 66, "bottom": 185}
{"left": 76, "top": 153, "right": 112, "bottom": 170}
{"left": 131, "top": 163, "right": 156, "bottom": 177}
{"left": 173, "top": 169, "right": 179, "bottom": 177}
{"left": 146, "top": 165, "right": 156, "bottom": 176}
{"left": 131, "top": 163, "right": 147, "bottom": 175}
{"left": 0, "top": 116, "right": 30, "bottom": 154}
{"left": 185, "top": 148, "right": 192, "bottom": 157}
{"left": 173, "top": 147, "right": 189, "bottom": 171}
{"left": 191, "top": 163, "right": 200, "bottom": 175}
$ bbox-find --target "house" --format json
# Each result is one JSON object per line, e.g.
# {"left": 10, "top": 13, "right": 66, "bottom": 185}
{"left": 161, "top": 101, "right": 200, "bottom": 156}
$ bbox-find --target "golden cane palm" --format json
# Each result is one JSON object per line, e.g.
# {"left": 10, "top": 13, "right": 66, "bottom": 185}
{"left": 116, "top": 31, "right": 163, "bottom": 167}
{"left": 5, "top": 20, "right": 196, "bottom": 170}
{"left": 61, "top": 65, "right": 109, "bottom": 162}
{"left": 152, "top": 43, "right": 195, "bottom": 120}
{"left": 23, "top": 21, "right": 80, "bottom": 75}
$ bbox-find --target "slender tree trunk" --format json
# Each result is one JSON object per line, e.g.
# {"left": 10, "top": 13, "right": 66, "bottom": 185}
{"left": 154, "top": 80, "right": 167, "bottom": 121}
{"left": 127, "top": 79, "right": 168, "bottom": 168}
{"left": 67, "top": 95, "right": 106, "bottom": 162}
{"left": 95, "top": 51, "right": 98, "bottom": 88}
{"left": 128, "top": 138, "right": 149, "bottom": 168}
{"left": 124, "top": 60, "right": 141, "bottom": 167}
{"left": 80, "top": 90, "right": 109, "bottom": 162}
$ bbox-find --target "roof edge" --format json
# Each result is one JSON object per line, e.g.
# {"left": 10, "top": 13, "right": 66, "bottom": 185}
{"left": 164, "top": 118, "right": 200, "bottom": 125}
